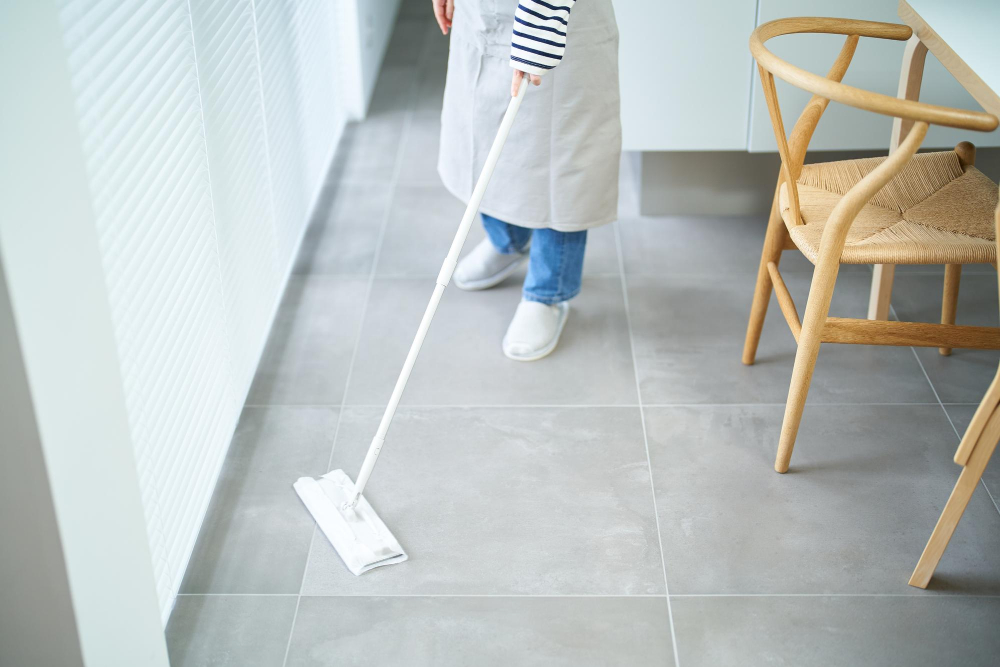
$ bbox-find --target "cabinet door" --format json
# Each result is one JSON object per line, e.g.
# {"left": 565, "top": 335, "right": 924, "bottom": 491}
{"left": 615, "top": 0, "right": 758, "bottom": 151}
{"left": 749, "top": 0, "right": 999, "bottom": 151}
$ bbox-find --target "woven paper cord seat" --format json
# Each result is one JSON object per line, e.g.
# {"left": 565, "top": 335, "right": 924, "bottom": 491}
{"left": 778, "top": 150, "right": 998, "bottom": 265}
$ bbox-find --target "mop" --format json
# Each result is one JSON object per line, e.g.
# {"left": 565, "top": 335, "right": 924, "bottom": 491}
{"left": 293, "top": 76, "right": 531, "bottom": 576}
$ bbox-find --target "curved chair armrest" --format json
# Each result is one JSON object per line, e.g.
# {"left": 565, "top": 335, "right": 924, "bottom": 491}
{"left": 751, "top": 18, "right": 999, "bottom": 132}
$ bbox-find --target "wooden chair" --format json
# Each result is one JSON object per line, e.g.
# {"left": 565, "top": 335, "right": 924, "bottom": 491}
{"left": 909, "top": 193, "right": 1000, "bottom": 589}
{"left": 743, "top": 17, "right": 1000, "bottom": 473}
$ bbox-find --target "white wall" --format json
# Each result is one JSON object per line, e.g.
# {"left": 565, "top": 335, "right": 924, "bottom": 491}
{"left": 1, "top": 2, "right": 170, "bottom": 663}
{"left": 1, "top": 256, "right": 89, "bottom": 667}
{"left": 0, "top": 0, "right": 396, "bottom": 628}
{"left": 615, "top": 0, "right": 758, "bottom": 151}
{"left": 748, "top": 0, "right": 1000, "bottom": 151}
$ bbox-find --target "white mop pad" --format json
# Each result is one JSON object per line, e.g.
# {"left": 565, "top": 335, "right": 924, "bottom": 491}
{"left": 294, "top": 470, "right": 407, "bottom": 576}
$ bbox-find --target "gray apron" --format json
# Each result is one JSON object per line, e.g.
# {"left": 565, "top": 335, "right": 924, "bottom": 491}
{"left": 437, "top": 0, "right": 621, "bottom": 232}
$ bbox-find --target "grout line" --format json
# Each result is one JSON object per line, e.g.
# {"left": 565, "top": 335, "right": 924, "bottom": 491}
{"left": 176, "top": 593, "right": 299, "bottom": 597}
{"left": 892, "top": 302, "right": 1000, "bottom": 519}
{"left": 613, "top": 220, "right": 682, "bottom": 667}
{"left": 243, "top": 404, "right": 346, "bottom": 410}
{"left": 669, "top": 592, "right": 1000, "bottom": 599}
{"left": 245, "top": 403, "right": 644, "bottom": 409}
{"left": 186, "top": 592, "right": 665, "bottom": 600}
{"left": 287, "top": 272, "right": 379, "bottom": 280}
{"left": 242, "top": 401, "right": 952, "bottom": 410}
{"left": 673, "top": 401, "right": 935, "bottom": 409}
{"left": 301, "top": 593, "right": 669, "bottom": 599}
{"left": 369, "top": 272, "right": 624, "bottom": 281}
{"left": 280, "top": 63, "right": 417, "bottom": 667}
{"left": 174, "top": 591, "right": 1000, "bottom": 599}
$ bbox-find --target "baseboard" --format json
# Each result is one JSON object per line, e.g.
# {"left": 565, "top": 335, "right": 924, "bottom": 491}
{"left": 637, "top": 147, "right": 1000, "bottom": 217}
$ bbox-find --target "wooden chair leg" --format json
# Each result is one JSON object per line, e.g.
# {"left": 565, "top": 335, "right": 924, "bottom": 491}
{"left": 775, "top": 262, "right": 841, "bottom": 473}
{"left": 939, "top": 264, "right": 962, "bottom": 356}
{"left": 743, "top": 184, "right": 789, "bottom": 365}
{"left": 909, "top": 466, "right": 982, "bottom": 588}
{"left": 909, "top": 407, "right": 1000, "bottom": 588}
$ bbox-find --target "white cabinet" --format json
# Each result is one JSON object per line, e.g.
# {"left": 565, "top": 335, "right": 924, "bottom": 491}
{"left": 617, "top": 0, "right": 1000, "bottom": 152}
{"left": 614, "top": 0, "right": 758, "bottom": 151}
{"left": 749, "top": 0, "right": 1000, "bottom": 151}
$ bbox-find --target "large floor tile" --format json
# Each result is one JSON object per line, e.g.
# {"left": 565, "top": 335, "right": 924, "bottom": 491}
{"left": 294, "top": 182, "right": 391, "bottom": 276}
{"left": 301, "top": 406, "right": 664, "bottom": 595}
{"left": 382, "top": 18, "right": 428, "bottom": 68}
{"left": 672, "top": 595, "right": 1000, "bottom": 667}
{"left": 247, "top": 277, "right": 367, "bottom": 405}
{"left": 328, "top": 113, "right": 407, "bottom": 183}
{"left": 166, "top": 595, "right": 297, "bottom": 667}
{"left": 944, "top": 404, "right": 1000, "bottom": 510}
{"left": 584, "top": 221, "right": 621, "bottom": 275}
{"left": 645, "top": 404, "right": 1000, "bottom": 594}
{"left": 628, "top": 271, "right": 937, "bottom": 405}
{"left": 419, "top": 16, "right": 450, "bottom": 65}
{"left": 375, "top": 184, "right": 472, "bottom": 277}
{"left": 618, "top": 153, "right": 641, "bottom": 218}
{"left": 345, "top": 277, "right": 637, "bottom": 406}
{"left": 619, "top": 216, "right": 817, "bottom": 276}
{"left": 891, "top": 272, "right": 1000, "bottom": 403}
{"left": 398, "top": 0, "right": 430, "bottom": 19}
{"left": 397, "top": 112, "right": 442, "bottom": 187}
{"left": 180, "top": 407, "right": 337, "bottom": 594}
{"left": 413, "top": 54, "right": 448, "bottom": 113}
{"left": 287, "top": 596, "right": 675, "bottom": 667}
{"left": 366, "top": 64, "right": 417, "bottom": 118}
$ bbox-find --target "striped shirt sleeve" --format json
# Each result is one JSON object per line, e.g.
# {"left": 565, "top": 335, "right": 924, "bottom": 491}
{"left": 510, "top": 0, "right": 577, "bottom": 76}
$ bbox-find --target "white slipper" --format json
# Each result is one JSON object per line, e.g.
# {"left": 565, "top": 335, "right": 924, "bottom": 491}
{"left": 453, "top": 238, "right": 529, "bottom": 291}
{"left": 502, "top": 300, "right": 570, "bottom": 361}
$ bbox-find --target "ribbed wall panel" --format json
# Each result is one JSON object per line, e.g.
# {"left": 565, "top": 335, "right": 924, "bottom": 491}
{"left": 189, "top": 0, "right": 280, "bottom": 394}
{"left": 255, "top": 0, "right": 345, "bottom": 271}
{"left": 56, "top": 0, "right": 350, "bottom": 622}
{"left": 56, "top": 0, "right": 239, "bottom": 620}
{"left": 255, "top": 0, "right": 310, "bottom": 269}
{"left": 293, "top": 0, "right": 343, "bottom": 203}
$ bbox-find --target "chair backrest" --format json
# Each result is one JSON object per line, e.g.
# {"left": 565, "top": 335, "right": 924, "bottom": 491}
{"left": 750, "top": 17, "right": 999, "bottom": 228}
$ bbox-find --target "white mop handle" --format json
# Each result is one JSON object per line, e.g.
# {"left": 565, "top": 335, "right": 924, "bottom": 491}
{"left": 347, "top": 76, "right": 530, "bottom": 507}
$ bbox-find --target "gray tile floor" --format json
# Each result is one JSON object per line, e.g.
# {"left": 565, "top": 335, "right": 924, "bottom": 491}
{"left": 167, "top": 9, "right": 1000, "bottom": 667}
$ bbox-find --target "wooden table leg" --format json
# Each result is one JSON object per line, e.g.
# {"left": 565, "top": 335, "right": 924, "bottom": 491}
{"left": 868, "top": 36, "right": 928, "bottom": 320}
{"left": 868, "top": 264, "right": 895, "bottom": 320}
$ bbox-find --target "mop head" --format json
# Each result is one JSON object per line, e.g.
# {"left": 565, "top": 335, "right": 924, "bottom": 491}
{"left": 294, "top": 469, "right": 407, "bottom": 576}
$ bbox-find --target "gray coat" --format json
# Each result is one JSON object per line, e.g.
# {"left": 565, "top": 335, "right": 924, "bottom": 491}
{"left": 437, "top": 0, "right": 621, "bottom": 232}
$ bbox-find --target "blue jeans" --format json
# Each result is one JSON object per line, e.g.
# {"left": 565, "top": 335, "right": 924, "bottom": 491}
{"left": 481, "top": 213, "right": 586, "bottom": 305}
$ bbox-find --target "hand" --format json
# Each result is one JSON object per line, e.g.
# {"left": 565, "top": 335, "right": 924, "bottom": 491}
{"left": 432, "top": 0, "right": 455, "bottom": 35}
{"left": 511, "top": 69, "right": 541, "bottom": 97}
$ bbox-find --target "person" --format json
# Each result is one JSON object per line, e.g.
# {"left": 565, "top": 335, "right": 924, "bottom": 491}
{"left": 432, "top": 0, "right": 621, "bottom": 361}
